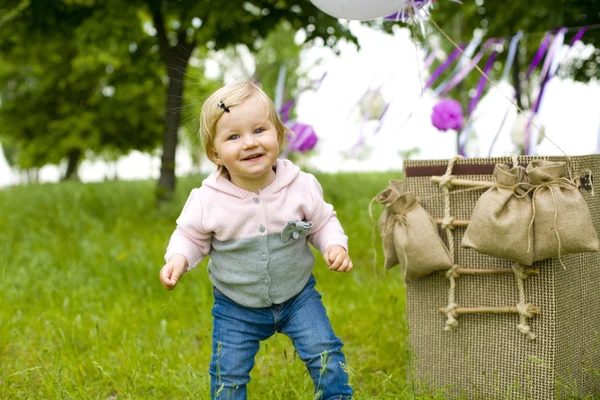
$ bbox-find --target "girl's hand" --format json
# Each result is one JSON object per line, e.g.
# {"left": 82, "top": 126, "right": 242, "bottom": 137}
{"left": 159, "top": 254, "right": 188, "bottom": 290}
{"left": 324, "top": 245, "right": 353, "bottom": 273}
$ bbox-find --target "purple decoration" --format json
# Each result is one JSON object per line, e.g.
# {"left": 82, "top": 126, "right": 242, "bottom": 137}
{"left": 425, "top": 44, "right": 465, "bottom": 90}
{"left": 526, "top": 33, "right": 551, "bottom": 79}
{"left": 279, "top": 100, "right": 296, "bottom": 124}
{"left": 468, "top": 50, "right": 498, "bottom": 115}
{"left": 525, "top": 27, "right": 568, "bottom": 154}
{"left": 431, "top": 99, "right": 464, "bottom": 132}
{"left": 440, "top": 39, "right": 501, "bottom": 96}
{"left": 288, "top": 122, "right": 317, "bottom": 152}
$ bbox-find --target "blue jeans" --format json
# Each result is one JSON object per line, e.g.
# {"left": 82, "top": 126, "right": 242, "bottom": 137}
{"left": 210, "top": 275, "right": 353, "bottom": 400}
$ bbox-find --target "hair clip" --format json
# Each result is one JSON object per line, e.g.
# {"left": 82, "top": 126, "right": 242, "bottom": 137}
{"left": 218, "top": 100, "right": 230, "bottom": 113}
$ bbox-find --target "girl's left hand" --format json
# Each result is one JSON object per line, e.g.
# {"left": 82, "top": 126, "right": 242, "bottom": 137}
{"left": 324, "top": 245, "right": 353, "bottom": 273}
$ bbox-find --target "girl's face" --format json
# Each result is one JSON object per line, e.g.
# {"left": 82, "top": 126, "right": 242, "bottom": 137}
{"left": 213, "top": 95, "right": 280, "bottom": 193}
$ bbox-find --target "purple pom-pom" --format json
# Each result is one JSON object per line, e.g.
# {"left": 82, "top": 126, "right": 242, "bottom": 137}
{"left": 288, "top": 122, "right": 318, "bottom": 152}
{"left": 431, "top": 98, "right": 464, "bottom": 132}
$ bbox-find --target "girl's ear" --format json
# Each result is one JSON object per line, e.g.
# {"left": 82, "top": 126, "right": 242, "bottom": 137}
{"left": 211, "top": 151, "right": 222, "bottom": 165}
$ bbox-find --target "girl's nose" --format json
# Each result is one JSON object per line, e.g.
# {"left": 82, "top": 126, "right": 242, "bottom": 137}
{"left": 242, "top": 133, "right": 258, "bottom": 148}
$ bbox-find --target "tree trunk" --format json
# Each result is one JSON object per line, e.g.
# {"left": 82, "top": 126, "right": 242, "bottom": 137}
{"left": 149, "top": 2, "right": 196, "bottom": 202}
{"left": 63, "top": 148, "right": 81, "bottom": 181}
{"left": 512, "top": 41, "right": 523, "bottom": 110}
{"left": 156, "top": 54, "right": 190, "bottom": 201}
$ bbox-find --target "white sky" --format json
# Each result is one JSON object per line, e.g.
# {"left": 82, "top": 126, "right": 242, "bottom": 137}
{"left": 1, "top": 22, "right": 599, "bottom": 186}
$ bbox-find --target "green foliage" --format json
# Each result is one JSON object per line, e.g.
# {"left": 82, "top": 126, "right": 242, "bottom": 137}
{"left": 254, "top": 21, "right": 304, "bottom": 101}
{"left": 0, "top": 0, "right": 166, "bottom": 172}
{"left": 179, "top": 51, "right": 223, "bottom": 171}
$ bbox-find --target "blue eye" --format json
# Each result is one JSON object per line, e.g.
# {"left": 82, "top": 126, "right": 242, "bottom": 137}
{"left": 228, "top": 134, "right": 239, "bottom": 141}
{"left": 254, "top": 128, "right": 264, "bottom": 134}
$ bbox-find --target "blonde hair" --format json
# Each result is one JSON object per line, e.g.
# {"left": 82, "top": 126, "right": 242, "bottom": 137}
{"left": 200, "top": 81, "right": 289, "bottom": 165}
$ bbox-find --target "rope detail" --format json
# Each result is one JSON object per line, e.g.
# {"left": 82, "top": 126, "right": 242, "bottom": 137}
{"left": 440, "top": 156, "right": 462, "bottom": 331}
{"left": 441, "top": 216, "right": 455, "bottom": 230}
{"left": 512, "top": 263, "right": 536, "bottom": 340}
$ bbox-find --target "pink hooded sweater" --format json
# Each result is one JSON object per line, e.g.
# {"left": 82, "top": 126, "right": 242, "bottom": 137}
{"left": 165, "top": 159, "right": 348, "bottom": 308}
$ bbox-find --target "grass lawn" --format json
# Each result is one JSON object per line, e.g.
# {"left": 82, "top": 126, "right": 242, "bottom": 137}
{"left": 1, "top": 170, "right": 455, "bottom": 399}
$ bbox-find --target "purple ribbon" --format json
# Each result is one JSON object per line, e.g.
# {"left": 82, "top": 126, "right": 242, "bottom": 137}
{"left": 525, "top": 27, "right": 569, "bottom": 154}
{"left": 468, "top": 50, "right": 499, "bottom": 116}
{"left": 280, "top": 100, "right": 295, "bottom": 124}
{"left": 440, "top": 39, "right": 501, "bottom": 96}
{"left": 374, "top": 103, "right": 391, "bottom": 134}
{"left": 526, "top": 33, "right": 552, "bottom": 79}
{"left": 455, "top": 49, "right": 499, "bottom": 157}
{"left": 425, "top": 45, "right": 465, "bottom": 90}
{"left": 570, "top": 27, "right": 587, "bottom": 46}
{"left": 424, "top": 50, "right": 437, "bottom": 69}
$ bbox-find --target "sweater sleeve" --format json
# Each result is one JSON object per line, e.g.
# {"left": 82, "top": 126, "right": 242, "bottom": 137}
{"left": 305, "top": 174, "right": 349, "bottom": 253}
{"left": 164, "top": 189, "right": 212, "bottom": 271}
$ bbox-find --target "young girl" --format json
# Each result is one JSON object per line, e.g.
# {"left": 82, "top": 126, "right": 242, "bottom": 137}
{"left": 159, "top": 81, "right": 354, "bottom": 400}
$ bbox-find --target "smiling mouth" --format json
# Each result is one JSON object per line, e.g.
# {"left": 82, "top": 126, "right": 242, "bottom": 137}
{"left": 243, "top": 154, "right": 263, "bottom": 160}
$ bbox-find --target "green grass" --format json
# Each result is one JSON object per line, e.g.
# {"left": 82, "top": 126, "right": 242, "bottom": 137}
{"left": 1, "top": 171, "right": 452, "bottom": 399}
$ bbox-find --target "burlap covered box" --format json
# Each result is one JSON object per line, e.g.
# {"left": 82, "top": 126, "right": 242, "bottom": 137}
{"left": 402, "top": 155, "right": 600, "bottom": 399}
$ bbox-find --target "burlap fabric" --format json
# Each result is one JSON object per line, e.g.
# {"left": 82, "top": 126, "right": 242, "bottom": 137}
{"left": 402, "top": 155, "right": 600, "bottom": 399}
{"left": 526, "top": 160, "right": 600, "bottom": 262}
{"left": 376, "top": 187, "right": 452, "bottom": 281}
{"left": 376, "top": 180, "right": 405, "bottom": 269}
{"left": 462, "top": 163, "right": 534, "bottom": 265}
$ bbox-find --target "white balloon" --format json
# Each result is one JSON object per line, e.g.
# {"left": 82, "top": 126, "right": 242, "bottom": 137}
{"left": 310, "top": 0, "right": 408, "bottom": 21}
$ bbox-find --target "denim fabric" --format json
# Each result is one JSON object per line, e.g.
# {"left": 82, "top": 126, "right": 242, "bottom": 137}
{"left": 210, "top": 275, "right": 353, "bottom": 400}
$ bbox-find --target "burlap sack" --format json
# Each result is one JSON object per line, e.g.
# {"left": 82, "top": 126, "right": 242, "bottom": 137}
{"left": 462, "top": 163, "right": 535, "bottom": 265}
{"left": 527, "top": 160, "right": 600, "bottom": 262}
{"left": 375, "top": 180, "right": 404, "bottom": 269}
{"left": 387, "top": 191, "right": 453, "bottom": 282}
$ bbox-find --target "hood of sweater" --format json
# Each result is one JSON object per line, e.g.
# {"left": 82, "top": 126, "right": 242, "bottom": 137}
{"left": 201, "top": 158, "right": 300, "bottom": 199}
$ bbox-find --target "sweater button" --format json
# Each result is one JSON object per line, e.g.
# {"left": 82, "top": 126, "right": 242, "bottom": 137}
{"left": 263, "top": 279, "right": 269, "bottom": 285}
{"left": 260, "top": 253, "right": 267, "bottom": 261}
{"left": 253, "top": 197, "right": 260, "bottom": 204}
{"left": 259, "top": 225, "right": 265, "bottom": 233}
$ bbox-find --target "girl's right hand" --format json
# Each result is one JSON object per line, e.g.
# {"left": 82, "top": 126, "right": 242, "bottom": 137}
{"left": 159, "top": 254, "right": 188, "bottom": 290}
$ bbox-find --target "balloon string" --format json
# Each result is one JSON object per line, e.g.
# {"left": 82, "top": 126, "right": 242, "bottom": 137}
{"left": 426, "top": 14, "right": 569, "bottom": 157}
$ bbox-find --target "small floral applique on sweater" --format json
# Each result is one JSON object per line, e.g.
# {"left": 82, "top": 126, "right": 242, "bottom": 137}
{"left": 281, "top": 221, "right": 313, "bottom": 242}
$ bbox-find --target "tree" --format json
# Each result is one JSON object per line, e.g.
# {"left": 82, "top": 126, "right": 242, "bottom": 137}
{"left": 137, "top": 0, "right": 357, "bottom": 200}
{"left": 1, "top": 1, "right": 358, "bottom": 193}
{"left": 0, "top": 0, "right": 166, "bottom": 179}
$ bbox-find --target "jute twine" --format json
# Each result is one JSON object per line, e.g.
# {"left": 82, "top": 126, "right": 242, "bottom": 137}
{"left": 512, "top": 263, "right": 537, "bottom": 340}
{"left": 439, "top": 156, "right": 463, "bottom": 331}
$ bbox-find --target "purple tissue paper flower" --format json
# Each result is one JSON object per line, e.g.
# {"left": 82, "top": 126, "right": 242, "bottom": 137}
{"left": 288, "top": 122, "right": 317, "bottom": 152}
{"left": 431, "top": 98, "right": 464, "bottom": 132}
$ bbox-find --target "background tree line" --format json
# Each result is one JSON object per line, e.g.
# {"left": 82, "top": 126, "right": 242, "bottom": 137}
{"left": 0, "top": 0, "right": 598, "bottom": 200}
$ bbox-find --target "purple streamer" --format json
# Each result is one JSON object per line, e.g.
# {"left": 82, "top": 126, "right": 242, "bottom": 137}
{"left": 526, "top": 33, "right": 552, "bottom": 79}
{"left": 440, "top": 39, "right": 500, "bottom": 96}
{"left": 456, "top": 50, "right": 498, "bottom": 157}
{"left": 424, "top": 50, "right": 437, "bottom": 69}
{"left": 570, "top": 27, "right": 587, "bottom": 45}
{"left": 280, "top": 100, "right": 295, "bottom": 124}
{"left": 468, "top": 51, "right": 498, "bottom": 116}
{"left": 525, "top": 27, "right": 568, "bottom": 154}
{"left": 374, "top": 103, "right": 391, "bottom": 134}
{"left": 488, "top": 32, "right": 523, "bottom": 156}
{"left": 425, "top": 45, "right": 465, "bottom": 90}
